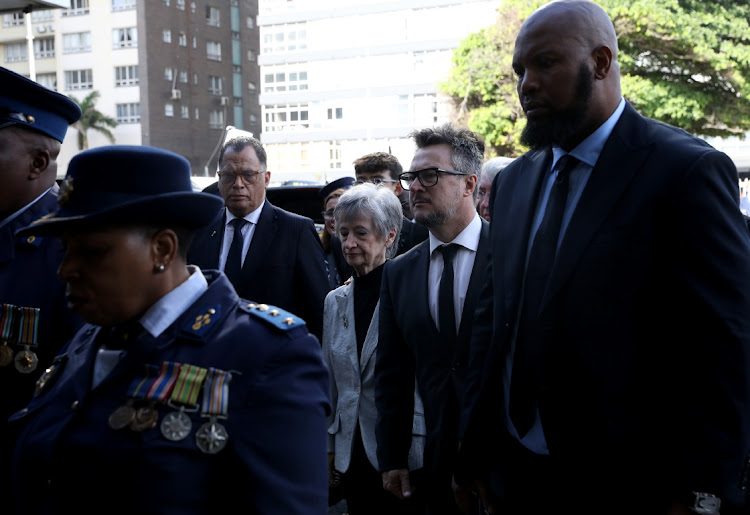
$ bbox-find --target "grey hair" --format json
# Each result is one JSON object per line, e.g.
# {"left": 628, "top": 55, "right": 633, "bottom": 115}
{"left": 409, "top": 123, "right": 485, "bottom": 179}
{"left": 334, "top": 182, "right": 403, "bottom": 259}
{"left": 481, "top": 156, "right": 514, "bottom": 184}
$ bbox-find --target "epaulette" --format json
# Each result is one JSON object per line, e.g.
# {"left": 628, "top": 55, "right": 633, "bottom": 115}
{"left": 239, "top": 302, "right": 306, "bottom": 331}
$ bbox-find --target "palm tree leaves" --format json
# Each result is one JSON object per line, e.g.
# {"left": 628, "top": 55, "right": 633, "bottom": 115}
{"left": 68, "top": 91, "right": 117, "bottom": 150}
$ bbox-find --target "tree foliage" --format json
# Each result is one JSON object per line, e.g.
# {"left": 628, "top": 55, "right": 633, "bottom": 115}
{"left": 440, "top": 0, "right": 750, "bottom": 157}
{"left": 68, "top": 91, "right": 117, "bottom": 150}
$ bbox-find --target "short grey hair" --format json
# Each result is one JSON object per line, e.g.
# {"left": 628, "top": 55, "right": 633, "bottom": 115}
{"left": 334, "top": 182, "right": 403, "bottom": 259}
{"left": 481, "top": 156, "right": 514, "bottom": 184}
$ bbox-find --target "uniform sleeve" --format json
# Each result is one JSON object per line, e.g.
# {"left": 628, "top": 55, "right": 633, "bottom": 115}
{"left": 233, "top": 328, "right": 331, "bottom": 514}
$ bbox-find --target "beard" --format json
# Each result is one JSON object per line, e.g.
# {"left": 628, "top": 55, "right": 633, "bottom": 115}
{"left": 411, "top": 187, "right": 461, "bottom": 228}
{"left": 520, "top": 63, "right": 593, "bottom": 150}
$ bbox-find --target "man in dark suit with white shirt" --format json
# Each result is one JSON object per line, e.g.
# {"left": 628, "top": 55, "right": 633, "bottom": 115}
{"left": 455, "top": 1, "right": 750, "bottom": 514}
{"left": 187, "top": 133, "right": 329, "bottom": 341}
{"left": 375, "top": 124, "right": 489, "bottom": 514}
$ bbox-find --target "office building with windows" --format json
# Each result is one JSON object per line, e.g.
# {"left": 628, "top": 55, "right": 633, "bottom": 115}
{"left": 257, "top": 0, "right": 500, "bottom": 183}
{"left": 0, "top": 0, "right": 260, "bottom": 176}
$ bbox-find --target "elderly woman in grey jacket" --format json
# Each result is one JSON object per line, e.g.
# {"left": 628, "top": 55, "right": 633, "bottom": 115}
{"left": 322, "top": 183, "right": 425, "bottom": 514}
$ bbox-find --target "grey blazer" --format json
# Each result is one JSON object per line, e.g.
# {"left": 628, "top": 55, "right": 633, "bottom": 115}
{"left": 323, "top": 280, "right": 425, "bottom": 473}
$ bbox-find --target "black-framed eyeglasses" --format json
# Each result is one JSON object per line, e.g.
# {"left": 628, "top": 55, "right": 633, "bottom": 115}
{"left": 354, "top": 178, "right": 397, "bottom": 186}
{"left": 398, "top": 167, "right": 468, "bottom": 190}
{"left": 217, "top": 170, "right": 263, "bottom": 185}
{"left": 321, "top": 210, "right": 335, "bottom": 220}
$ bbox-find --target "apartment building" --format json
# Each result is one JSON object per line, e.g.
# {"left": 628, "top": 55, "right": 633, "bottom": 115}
{"left": 0, "top": 0, "right": 261, "bottom": 176}
{"left": 257, "top": 0, "right": 501, "bottom": 184}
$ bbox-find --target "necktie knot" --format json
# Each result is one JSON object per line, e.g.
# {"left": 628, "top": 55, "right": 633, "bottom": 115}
{"left": 554, "top": 155, "right": 579, "bottom": 184}
{"left": 230, "top": 217, "right": 247, "bottom": 231}
{"left": 439, "top": 243, "right": 459, "bottom": 264}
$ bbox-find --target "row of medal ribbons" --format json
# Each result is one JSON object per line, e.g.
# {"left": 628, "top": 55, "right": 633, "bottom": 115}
{"left": 108, "top": 361, "right": 233, "bottom": 455}
{"left": 0, "top": 304, "right": 40, "bottom": 374}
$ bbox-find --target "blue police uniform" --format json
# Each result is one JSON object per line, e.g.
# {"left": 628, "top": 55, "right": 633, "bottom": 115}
{"left": 10, "top": 271, "right": 331, "bottom": 515}
{"left": 0, "top": 66, "right": 83, "bottom": 501}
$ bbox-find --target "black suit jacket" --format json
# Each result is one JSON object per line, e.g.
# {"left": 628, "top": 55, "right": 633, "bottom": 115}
{"left": 375, "top": 219, "right": 490, "bottom": 510}
{"left": 187, "top": 200, "right": 329, "bottom": 341}
{"left": 459, "top": 103, "right": 750, "bottom": 510}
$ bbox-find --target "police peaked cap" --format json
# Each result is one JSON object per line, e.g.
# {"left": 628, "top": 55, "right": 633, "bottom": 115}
{"left": 17, "top": 145, "right": 224, "bottom": 236}
{"left": 319, "top": 176, "right": 355, "bottom": 200}
{"left": 0, "top": 66, "right": 81, "bottom": 142}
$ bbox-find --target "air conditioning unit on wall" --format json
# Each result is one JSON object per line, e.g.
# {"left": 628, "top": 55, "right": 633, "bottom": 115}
{"left": 171, "top": 89, "right": 182, "bottom": 100}
{"left": 220, "top": 96, "right": 229, "bottom": 106}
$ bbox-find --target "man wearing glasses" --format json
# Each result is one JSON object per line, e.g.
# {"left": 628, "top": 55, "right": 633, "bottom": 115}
{"left": 353, "top": 152, "right": 428, "bottom": 257}
{"left": 187, "top": 134, "right": 329, "bottom": 342}
{"left": 374, "top": 124, "right": 490, "bottom": 514}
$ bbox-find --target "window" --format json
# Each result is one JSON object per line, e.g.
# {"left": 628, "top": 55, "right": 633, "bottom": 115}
{"left": 34, "top": 38, "right": 55, "bottom": 59}
{"left": 31, "top": 10, "right": 54, "bottom": 23}
{"left": 115, "top": 65, "right": 138, "bottom": 86}
{"left": 176, "top": 0, "right": 185, "bottom": 10}
{"left": 162, "top": 0, "right": 170, "bottom": 5}
{"left": 208, "top": 75, "right": 223, "bottom": 95}
{"left": 165, "top": 104, "right": 174, "bottom": 117}
{"left": 246, "top": 16, "right": 254, "bottom": 29}
{"left": 181, "top": 106, "right": 189, "bottom": 119}
{"left": 5, "top": 43, "right": 27, "bottom": 63}
{"left": 263, "top": 103, "right": 309, "bottom": 133}
{"left": 3, "top": 13, "right": 24, "bottom": 27}
{"left": 327, "top": 107, "right": 343, "bottom": 120}
{"left": 249, "top": 114, "right": 257, "bottom": 124}
{"left": 63, "top": 32, "right": 92, "bottom": 53}
{"left": 178, "top": 32, "right": 187, "bottom": 46}
{"left": 163, "top": 30, "right": 171, "bottom": 43}
{"left": 194, "top": 107, "right": 199, "bottom": 120}
{"left": 192, "top": 36, "right": 197, "bottom": 48}
{"left": 328, "top": 141, "right": 342, "bottom": 169}
{"left": 209, "top": 109, "right": 224, "bottom": 129}
{"left": 206, "top": 41, "right": 221, "bottom": 61}
{"left": 261, "top": 23, "right": 307, "bottom": 54}
{"left": 116, "top": 103, "right": 140, "bottom": 123}
{"left": 63, "top": 0, "right": 89, "bottom": 16}
{"left": 164, "top": 68, "right": 174, "bottom": 81}
{"left": 248, "top": 82, "right": 257, "bottom": 92}
{"left": 206, "top": 6, "right": 220, "bottom": 27}
{"left": 113, "top": 28, "right": 137, "bottom": 49}
{"left": 112, "top": 0, "right": 136, "bottom": 11}
{"left": 247, "top": 49, "right": 256, "bottom": 62}
{"left": 65, "top": 69, "right": 93, "bottom": 90}
{"left": 36, "top": 73, "right": 57, "bottom": 90}
{"left": 179, "top": 71, "right": 188, "bottom": 83}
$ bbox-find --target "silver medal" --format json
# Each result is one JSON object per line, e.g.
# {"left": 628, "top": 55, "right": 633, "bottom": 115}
{"left": 195, "top": 418, "right": 228, "bottom": 454}
{"left": 161, "top": 410, "right": 193, "bottom": 441}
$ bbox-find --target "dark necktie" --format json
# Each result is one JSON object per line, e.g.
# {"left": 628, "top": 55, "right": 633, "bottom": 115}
{"left": 224, "top": 218, "right": 247, "bottom": 286}
{"left": 510, "top": 155, "right": 580, "bottom": 437}
{"left": 438, "top": 244, "right": 459, "bottom": 343}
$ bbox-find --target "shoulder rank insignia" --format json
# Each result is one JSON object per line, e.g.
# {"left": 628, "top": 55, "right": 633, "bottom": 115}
{"left": 185, "top": 305, "right": 221, "bottom": 336}
{"left": 241, "top": 302, "right": 306, "bottom": 331}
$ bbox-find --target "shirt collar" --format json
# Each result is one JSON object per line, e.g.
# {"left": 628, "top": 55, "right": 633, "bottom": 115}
{"left": 429, "top": 213, "right": 482, "bottom": 255}
{"left": 225, "top": 199, "right": 265, "bottom": 226}
{"left": 552, "top": 97, "right": 626, "bottom": 169}
{"left": 140, "top": 265, "right": 208, "bottom": 337}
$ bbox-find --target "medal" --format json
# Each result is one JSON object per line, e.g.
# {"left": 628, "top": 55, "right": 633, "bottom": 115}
{"left": 195, "top": 367, "right": 232, "bottom": 454}
{"left": 14, "top": 347, "right": 38, "bottom": 374}
{"left": 130, "top": 404, "right": 159, "bottom": 431}
{"left": 195, "top": 417, "right": 228, "bottom": 454}
{"left": 0, "top": 305, "right": 18, "bottom": 367}
{"left": 129, "top": 361, "right": 181, "bottom": 433}
{"left": 0, "top": 343, "right": 13, "bottom": 367}
{"left": 160, "top": 364, "right": 208, "bottom": 441}
{"left": 109, "top": 364, "right": 159, "bottom": 431}
{"left": 161, "top": 409, "right": 193, "bottom": 441}
{"left": 14, "top": 307, "right": 40, "bottom": 374}
{"left": 108, "top": 403, "right": 136, "bottom": 430}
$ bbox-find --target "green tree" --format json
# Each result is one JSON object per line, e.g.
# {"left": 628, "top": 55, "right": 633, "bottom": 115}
{"left": 440, "top": 0, "right": 750, "bottom": 157}
{"left": 69, "top": 91, "right": 117, "bottom": 150}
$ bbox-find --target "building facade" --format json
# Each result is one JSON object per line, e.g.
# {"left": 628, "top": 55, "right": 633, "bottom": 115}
{"left": 0, "top": 0, "right": 260, "bottom": 176}
{"left": 257, "top": 0, "right": 501, "bottom": 184}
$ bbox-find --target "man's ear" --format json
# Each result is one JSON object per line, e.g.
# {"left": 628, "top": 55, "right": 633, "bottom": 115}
{"left": 592, "top": 45, "right": 613, "bottom": 80}
{"left": 29, "top": 148, "right": 51, "bottom": 179}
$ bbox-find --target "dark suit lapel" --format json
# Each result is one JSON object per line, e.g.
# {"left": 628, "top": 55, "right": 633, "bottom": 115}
{"left": 405, "top": 241, "right": 437, "bottom": 334}
{"left": 240, "top": 201, "right": 276, "bottom": 279}
{"left": 546, "top": 104, "right": 652, "bottom": 304}
{"left": 500, "top": 150, "right": 551, "bottom": 315}
{"left": 192, "top": 212, "right": 224, "bottom": 270}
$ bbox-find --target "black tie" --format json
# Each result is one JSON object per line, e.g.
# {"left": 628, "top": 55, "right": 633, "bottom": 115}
{"left": 224, "top": 218, "right": 247, "bottom": 286}
{"left": 510, "top": 155, "right": 579, "bottom": 437}
{"left": 438, "top": 244, "right": 459, "bottom": 343}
